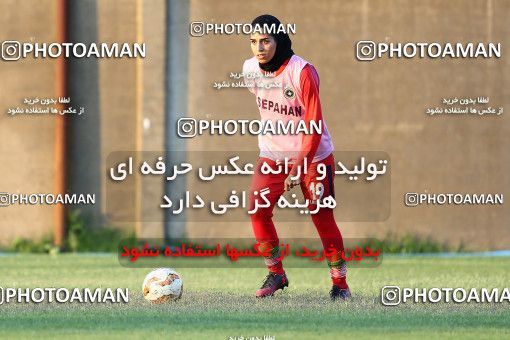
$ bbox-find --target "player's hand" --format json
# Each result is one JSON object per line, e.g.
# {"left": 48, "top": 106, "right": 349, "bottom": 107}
{"left": 284, "top": 175, "right": 301, "bottom": 191}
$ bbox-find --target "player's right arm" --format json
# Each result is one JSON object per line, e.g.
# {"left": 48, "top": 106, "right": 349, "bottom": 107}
{"left": 243, "top": 59, "right": 256, "bottom": 95}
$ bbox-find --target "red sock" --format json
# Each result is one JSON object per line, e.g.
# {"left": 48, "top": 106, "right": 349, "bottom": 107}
{"left": 257, "top": 242, "right": 285, "bottom": 275}
{"left": 330, "top": 264, "right": 348, "bottom": 289}
{"left": 268, "top": 261, "right": 285, "bottom": 275}
{"left": 332, "top": 276, "right": 348, "bottom": 289}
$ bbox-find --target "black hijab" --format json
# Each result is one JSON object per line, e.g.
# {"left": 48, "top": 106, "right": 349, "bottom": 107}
{"left": 251, "top": 14, "right": 294, "bottom": 73}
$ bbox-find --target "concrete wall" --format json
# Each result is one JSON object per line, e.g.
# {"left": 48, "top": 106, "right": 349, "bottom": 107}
{"left": 0, "top": 0, "right": 57, "bottom": 243}
{"left": 0, "top": 0, "right": 167, "bottom": 245}
{"left": 96, "top": 0, "right": 166, "bottom": 238}
{"left": 0, "top": 0, "right": 508, "bottom": 250}
{"left": 185, "top": 0, "right": 510, "bottom": 249}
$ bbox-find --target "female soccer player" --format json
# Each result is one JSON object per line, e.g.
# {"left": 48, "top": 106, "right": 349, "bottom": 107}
{"left": 243, "top": 14, "right": 351, "bottom": 300}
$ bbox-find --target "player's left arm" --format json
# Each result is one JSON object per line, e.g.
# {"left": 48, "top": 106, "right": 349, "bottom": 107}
{"left": 285, "top": 63, "right": 324, "bottom": 191}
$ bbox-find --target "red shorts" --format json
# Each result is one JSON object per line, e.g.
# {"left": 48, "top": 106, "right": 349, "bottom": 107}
{"left": 249, "top": 153, "right": 336, "bottom": 211}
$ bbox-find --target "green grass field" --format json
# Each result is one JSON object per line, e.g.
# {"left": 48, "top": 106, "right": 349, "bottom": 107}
{"left": 0, "top": 254, "right": 509, "bottom": 339}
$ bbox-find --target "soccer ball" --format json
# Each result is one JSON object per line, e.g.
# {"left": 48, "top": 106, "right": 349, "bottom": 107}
{"left": 142, "top": 268, "right": 183, "bottom": 303}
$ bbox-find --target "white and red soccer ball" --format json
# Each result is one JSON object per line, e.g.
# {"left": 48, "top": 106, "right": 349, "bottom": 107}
{"left": 142, "top": 268, "right": 183, "bottom": 303}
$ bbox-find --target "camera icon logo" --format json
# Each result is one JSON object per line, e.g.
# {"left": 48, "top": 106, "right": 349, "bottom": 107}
{"left": 404, "top": 193, "right": 419, "bottom": 207}
{"left": 190, "top": 22, "right": 206, "bottom": 37}
{"left": 0, "top": 192, "right": 11, "bottom": 207}
{"left": 1, "top": 41, "right": 21, "bottom": 61}
{"left": 356, "top": 40, "right": 376, "bottom": 61}
{"left": 381, "top": 285, "right": 401, "bottom": 306}
{"left": 177, "top": 118, "right": 197, "bottom": 138}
